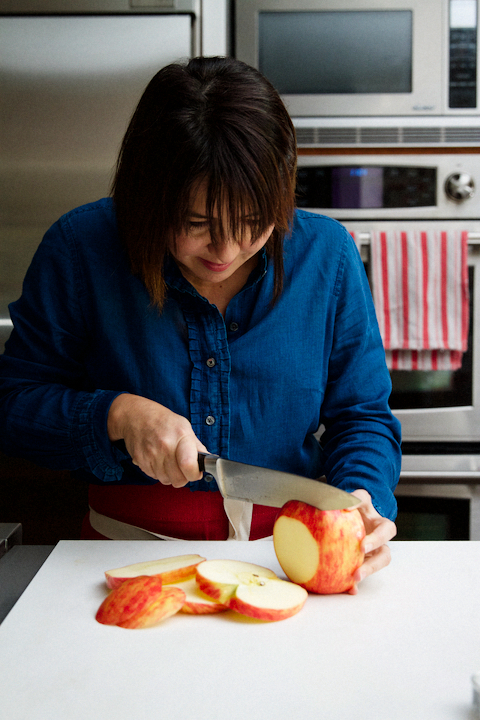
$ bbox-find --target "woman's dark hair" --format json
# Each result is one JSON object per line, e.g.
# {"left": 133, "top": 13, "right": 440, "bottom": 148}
{"left": 112, "top": 56, "right": 297, "bottom": 310}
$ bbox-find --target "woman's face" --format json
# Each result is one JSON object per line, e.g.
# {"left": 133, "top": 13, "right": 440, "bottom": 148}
{"left": 170, "top": 182, "right": 274, "bottom": 290}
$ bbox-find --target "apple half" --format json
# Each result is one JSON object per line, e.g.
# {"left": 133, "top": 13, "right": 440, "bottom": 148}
{"left": 195, "top": 559, "right": 308, "bottom": 621}
{"left": 273, "top": 500, "right": 366, "bottom": 594}
{"left": 104, "top": 554, "right": 206, "bottom": 590}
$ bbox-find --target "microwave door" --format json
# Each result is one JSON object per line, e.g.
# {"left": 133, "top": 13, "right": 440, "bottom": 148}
{"left": 0, "top": 14, "right": 192, "bottom": 352}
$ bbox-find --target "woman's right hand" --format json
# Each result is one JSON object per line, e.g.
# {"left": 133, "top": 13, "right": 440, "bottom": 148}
{"left": 107, "top": 394, "right": 208, "bottom": 487}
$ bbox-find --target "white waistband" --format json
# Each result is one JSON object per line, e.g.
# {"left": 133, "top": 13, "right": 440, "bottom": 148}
{"left": 89, "top": 502, "right": 272, "bottom": 542}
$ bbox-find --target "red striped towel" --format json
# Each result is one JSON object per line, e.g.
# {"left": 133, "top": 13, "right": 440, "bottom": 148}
{"left": 349, "top": 230, "right": 361, "bottom": 252}
{"left": 370, "top": 229, "right": 469, "bottom": 371}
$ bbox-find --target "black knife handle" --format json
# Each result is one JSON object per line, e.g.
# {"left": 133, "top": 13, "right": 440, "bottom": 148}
{"left": 198, "top": 452, "right": 218, "bottom": 478}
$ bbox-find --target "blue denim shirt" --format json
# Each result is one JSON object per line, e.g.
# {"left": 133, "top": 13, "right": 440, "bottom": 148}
{"left": 0, "top": 199, "right": 401, "bottom": 519}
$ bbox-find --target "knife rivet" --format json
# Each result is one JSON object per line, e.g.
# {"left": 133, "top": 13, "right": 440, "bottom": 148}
{"left": 205, "top": 415, "right": 215, "bottom": 425}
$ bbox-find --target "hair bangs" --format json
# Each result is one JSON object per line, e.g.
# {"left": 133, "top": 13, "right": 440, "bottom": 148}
{"left": 187, "top": 138, "right": 291, "bottom": 248}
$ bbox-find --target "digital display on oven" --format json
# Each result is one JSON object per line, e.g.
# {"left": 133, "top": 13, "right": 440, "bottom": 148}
{"left": 296, "top": 165, "right": 436, "bottom": 209}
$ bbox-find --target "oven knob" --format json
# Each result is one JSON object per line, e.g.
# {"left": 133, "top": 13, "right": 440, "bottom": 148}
{"left": 444, "top": 172, "right": 475, "bottom": 201}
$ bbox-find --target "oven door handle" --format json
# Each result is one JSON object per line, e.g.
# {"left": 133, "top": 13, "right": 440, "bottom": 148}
{"left": 357, "top": 231, "right": 480, "bottom": 246}
{"left": 400, "top": 471, "right": 480, "bottom": 483}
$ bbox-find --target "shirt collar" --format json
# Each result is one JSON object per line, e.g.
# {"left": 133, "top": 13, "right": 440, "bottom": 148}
{"left": 164, "top": 248, "right": 268, "bottom": 300}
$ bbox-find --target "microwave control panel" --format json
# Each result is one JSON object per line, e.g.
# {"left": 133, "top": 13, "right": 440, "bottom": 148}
{"left": 449, "top": 0, "right": 478, "bottom": 108}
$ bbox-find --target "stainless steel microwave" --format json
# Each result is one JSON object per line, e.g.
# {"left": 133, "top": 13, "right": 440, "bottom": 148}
{"left": 235, "top": 0, "right": 480, "bottom": 118}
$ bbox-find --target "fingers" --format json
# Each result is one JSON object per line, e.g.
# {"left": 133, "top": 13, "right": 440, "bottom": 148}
{"left": 345, "top": 488, "right": 397, "bottom": 592}
{"left": 140, "top": 432, "right": 206, "bottom": 488}
{"left": 171, "top": 435, "right": 208, "bottom": 486}
{"left": 363, "top": 518, "right": 397, "bottom": 555}
{"left": 356, "top": 543, "right": 392, "bottom": 582}
{"left": 347, "top": 540, "right": 393, "bottom": 595}
{"left": 109, "top": 394, "right": 208, "bottom": 487}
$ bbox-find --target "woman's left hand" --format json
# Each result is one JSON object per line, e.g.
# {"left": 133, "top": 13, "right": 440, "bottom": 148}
{"left": 346, "top": 488, "right": 397, "bottom": 594}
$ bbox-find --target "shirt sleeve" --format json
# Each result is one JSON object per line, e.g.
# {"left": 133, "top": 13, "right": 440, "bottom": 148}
{"left": 0, "top": 217, "right": 126, "bottom": 482}
{"left": 319, "top": 226, "right": 402, "bottom": 520}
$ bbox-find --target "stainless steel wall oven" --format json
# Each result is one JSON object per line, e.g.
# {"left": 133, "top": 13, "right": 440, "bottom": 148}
{"left": 297, "top": 151, "right": 480, "bottom": 538}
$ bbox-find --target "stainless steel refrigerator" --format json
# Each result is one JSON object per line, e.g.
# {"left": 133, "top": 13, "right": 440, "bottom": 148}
{"left": 0, "top": 0, "right": 228, "bottom": 350}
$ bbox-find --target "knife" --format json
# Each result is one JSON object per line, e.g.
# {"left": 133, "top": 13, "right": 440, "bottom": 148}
{"left": 198, "top": 453, "right": 360, "bottom": 511}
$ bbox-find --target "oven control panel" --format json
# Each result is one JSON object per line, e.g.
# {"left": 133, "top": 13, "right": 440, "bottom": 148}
{"left": 297, "top": 165, "right": 437, "bottom": 210}
{"left": 296, "top": 154, "right": 480, "bottom": 219}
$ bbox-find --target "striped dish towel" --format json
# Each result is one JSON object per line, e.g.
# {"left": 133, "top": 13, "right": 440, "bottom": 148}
{"left": 349, "top": 230, "right": 362, "bottom": 253}
{"left": 370, "top": 229, "right": 469, "bottom": 371}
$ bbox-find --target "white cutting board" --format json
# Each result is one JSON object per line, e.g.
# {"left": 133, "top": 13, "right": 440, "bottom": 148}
{"left": 0, "top": 540, "right": 478, "bottom": 720}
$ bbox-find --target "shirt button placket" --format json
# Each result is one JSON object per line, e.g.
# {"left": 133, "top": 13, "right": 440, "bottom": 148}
{"left": 205, "top": 357, "right": 217, "bottom": 427}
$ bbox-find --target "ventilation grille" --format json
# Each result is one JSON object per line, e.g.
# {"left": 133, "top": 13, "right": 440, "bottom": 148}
{"left": 295, "top": 127, "right": 358, "bottom": 145}
{"left": 444, "top": 126, "right": 480, "bottom": 143}
{"left": 360, "top": 127, "right": 402, "bottom": 144}
{"left": 296, "top": 125, "right": 480, "bottom": 146}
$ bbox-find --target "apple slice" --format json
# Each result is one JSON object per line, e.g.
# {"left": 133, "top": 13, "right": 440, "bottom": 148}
{"left": 96, "top": 575, "right": 165, "bottom": 626}
{"left": 105, "top": 554, "right": 206, "bottom": 590}
{"left": 170, "top": 578, "right": 228, "bottom": 615}
{"left": 118, "top": 586, "right": 186, "bottom": 629}
{"left": 273, "top": 500, "right": 365, "bottom": 594}
{"left": 195, "top": 559, "right": 308, "bottom": 621}
{"left": 195, "top": 560, "right": 278, "bottom": 605}
{"left": 228, "top": 577, "right": 308, "bottom": 622}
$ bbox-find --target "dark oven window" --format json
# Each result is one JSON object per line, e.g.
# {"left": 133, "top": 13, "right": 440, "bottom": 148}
{"left": 395, "top": 496, "right": 470, "bottom": 540}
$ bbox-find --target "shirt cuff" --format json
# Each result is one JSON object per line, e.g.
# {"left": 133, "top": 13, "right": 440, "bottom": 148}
{"left": 334, "top": 477, "right": 398, "bottom": 521}
{"left": 72, "top": 389, "right": 128, "bottom": 482}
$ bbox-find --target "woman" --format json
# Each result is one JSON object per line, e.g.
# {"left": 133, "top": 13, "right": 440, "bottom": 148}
{"left": 0, "top": 57, "right": 401, "bottom": 590}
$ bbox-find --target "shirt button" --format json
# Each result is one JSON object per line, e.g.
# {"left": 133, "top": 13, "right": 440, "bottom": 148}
{"left": 229, "top": 322, "right": 239, "bottom": 332}
{"left": 206, "top": 357, "right": 216, "bottom": 368}
{"left": 205, "top": 415, "right": 216, "bottom": 426}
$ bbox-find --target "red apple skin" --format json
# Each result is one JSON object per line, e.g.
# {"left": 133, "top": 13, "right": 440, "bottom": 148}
{"left": 228, "top": 594, "right": 307, "bottom": 622}
{"left": 105, "top": 555, "right": 206, "bottom": 590}
{"left": 117, "top": 587, "right": 186, "bottom": 629}
{"left": 181, "top": 598, "right": 228, "bottom": 615}
{"left": 273, "top": 501, "right": 366, "bottom": 595}
{"left": 95, "top": 575, "right": 164, "bottom": 626}
{"left": 173, "top": 579, "right": 229, "bottom": 615}
{"left": 195, "top": 577, "right": 225, "bottom": 604}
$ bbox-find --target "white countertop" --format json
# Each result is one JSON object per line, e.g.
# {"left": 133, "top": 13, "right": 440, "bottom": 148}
{"left": 0, "top": 540, "right": 478, "bottom": 720}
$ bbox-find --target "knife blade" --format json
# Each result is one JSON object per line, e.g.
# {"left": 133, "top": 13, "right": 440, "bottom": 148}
{"left": 198, "top": 453, "right": 360, "bottom": 511}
